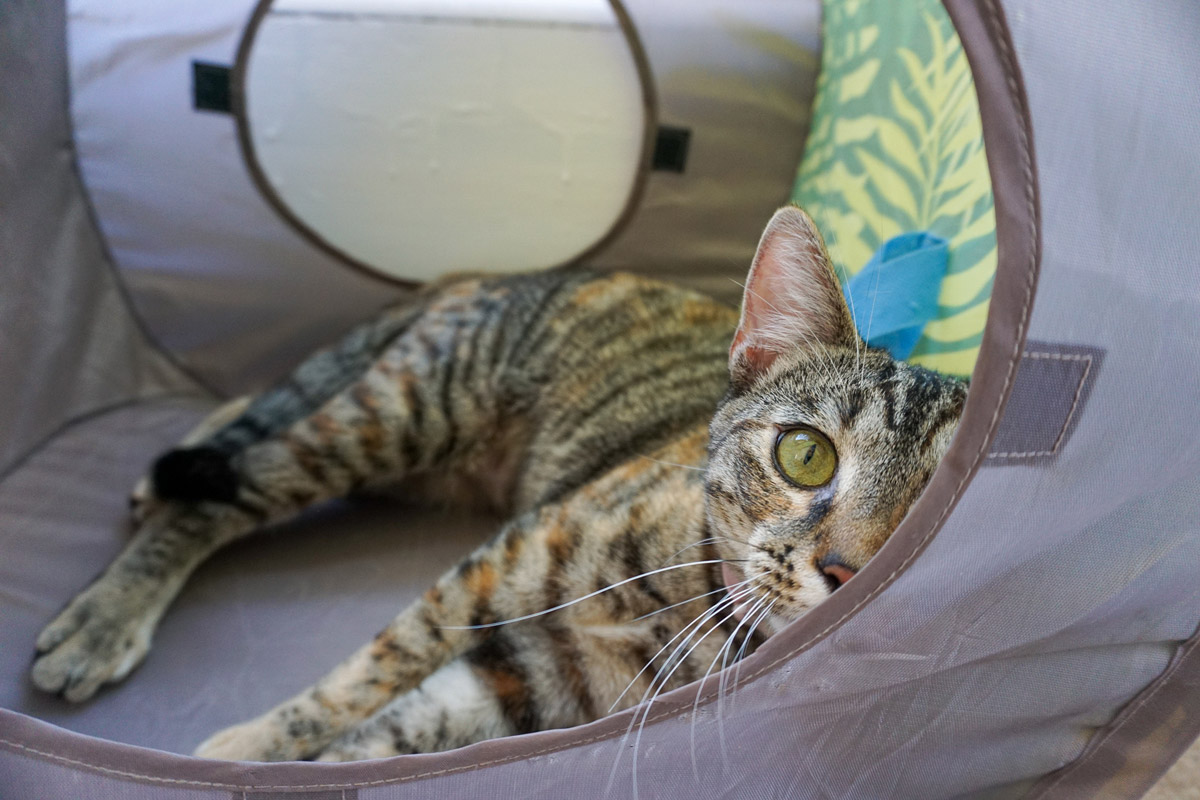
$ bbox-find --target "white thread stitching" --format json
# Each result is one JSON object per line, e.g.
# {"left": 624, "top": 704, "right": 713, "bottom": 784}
{"left": 985, "top": 351, "right": 1092, "bottom": 459}
{"left": 0, "top": 733, "right": 620, "bottom": 790}
{"left": 1022, "top": 352, "right": 1090, "bottom": 361}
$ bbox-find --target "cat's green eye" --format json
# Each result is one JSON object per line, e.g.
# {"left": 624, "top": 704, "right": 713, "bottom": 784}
{"left": 774, "top": 428, "right": 837, "bottom": 488}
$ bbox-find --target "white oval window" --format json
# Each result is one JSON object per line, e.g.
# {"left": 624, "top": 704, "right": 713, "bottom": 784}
{"left": 236, "top": 0, "right": 652, "bottom": 282}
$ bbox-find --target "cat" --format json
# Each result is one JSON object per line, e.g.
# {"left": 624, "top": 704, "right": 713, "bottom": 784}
{"left": 30, "top": 206, "right": 966, "bottom": 762}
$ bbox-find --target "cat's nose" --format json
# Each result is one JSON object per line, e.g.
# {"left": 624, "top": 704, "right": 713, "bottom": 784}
{"left": 817, "top": 557, "right": 857, "bottom": 591}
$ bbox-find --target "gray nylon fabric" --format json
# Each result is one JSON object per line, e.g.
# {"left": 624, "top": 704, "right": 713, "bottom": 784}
{"left": 0, "top": 0, "right": 196, "bottom": 477}
{"left": 3, "top": 0, "right": 1200, "bottom": 797}
{"left": 0, "top": 762, "right": 222, "bottom": 800}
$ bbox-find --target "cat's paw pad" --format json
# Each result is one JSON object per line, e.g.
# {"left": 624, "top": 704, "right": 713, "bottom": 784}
{"left": 195, "top": 721, "right": 295, "bottom": 762}
{"left": 313, "top": 745, "right": 359, "bottom": 762}
{"left": 315, "top": 737, "right": 395, "bottom": 762}
{"left": 315, "top": 720, "right": 408, "bottom": 761}
{"left": 31, "top": 593, "right": 155, "bottom": 701}
{"left": 314, "top": 732, "right": 371, "bottom": 762}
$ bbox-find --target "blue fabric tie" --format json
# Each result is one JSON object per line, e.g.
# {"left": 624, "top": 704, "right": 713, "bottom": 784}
{"left": 843, "top": 231, "right": 948, "bottom": 360}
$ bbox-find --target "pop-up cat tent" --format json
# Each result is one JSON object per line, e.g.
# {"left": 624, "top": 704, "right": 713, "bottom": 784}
{"left": 3, "top": 0, "right": 1199, "bottom": 797}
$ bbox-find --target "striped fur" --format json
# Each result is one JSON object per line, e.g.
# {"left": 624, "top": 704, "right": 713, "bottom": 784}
{"left": 31, "top": 207, "right": 965, "bottom": 762}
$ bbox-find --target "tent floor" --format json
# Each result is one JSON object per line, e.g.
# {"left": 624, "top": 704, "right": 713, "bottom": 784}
{"left": 0, "top": 397, "right": 495, "bottom": 755}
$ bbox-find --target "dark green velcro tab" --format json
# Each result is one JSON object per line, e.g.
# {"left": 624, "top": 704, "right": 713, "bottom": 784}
{"left": 193, "top": 61, "right": 232, "bottom": 113}
{"left": 652, "top": 126, "right": 691, "bottom": 173}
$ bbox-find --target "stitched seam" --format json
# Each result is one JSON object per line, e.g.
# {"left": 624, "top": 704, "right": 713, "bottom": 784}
{"left": 984, "top": 352, "right": 1092, "bottom": 460}
{"left": 1048, "top": 355, "right": 1091, "bottom": 452}
{"left": 1029, "top": 634, "right": 1200, "bottom": 798}
{"left": 0, "top": 731, "right": 630, "bottom": 790}
{"left": 0, "top": 0, "right": 1040, "bottom": 788}
{"left": 1022, "top": 352, "right": 1090, "bottom": 361}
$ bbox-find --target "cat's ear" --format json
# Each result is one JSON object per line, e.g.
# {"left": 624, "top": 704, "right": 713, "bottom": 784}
{"left": 730, "top": 206, "right": 860, "bottom": 386}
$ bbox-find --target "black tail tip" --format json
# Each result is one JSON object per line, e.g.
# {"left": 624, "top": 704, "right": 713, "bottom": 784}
{"left": 151, "top": 446, "right": 238, "bottom": 504}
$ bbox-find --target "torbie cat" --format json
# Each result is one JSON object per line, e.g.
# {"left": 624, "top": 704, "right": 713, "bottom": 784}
{"left": 31, "top": 206, "right": 965, "bottom": 762}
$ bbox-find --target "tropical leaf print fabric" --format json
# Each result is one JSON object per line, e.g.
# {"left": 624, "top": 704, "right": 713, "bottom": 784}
{"left": 793, "top": 0, "right": 997, "bottom": 377}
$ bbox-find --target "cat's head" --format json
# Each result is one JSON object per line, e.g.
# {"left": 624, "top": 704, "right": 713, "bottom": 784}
{"left": 706, "top": 206, "right": 966, "bottom": 630}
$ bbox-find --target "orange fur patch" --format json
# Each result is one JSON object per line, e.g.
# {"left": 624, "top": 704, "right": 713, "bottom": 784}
{"left": 485, "top": 668, "right": 525, "bottom": 702}
{"left": 464, "top": 561, "right": 497, "bottom": 599}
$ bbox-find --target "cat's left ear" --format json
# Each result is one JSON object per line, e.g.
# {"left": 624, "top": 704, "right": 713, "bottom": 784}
{"left": 730, "top": 206, "right": 860, "bottom": 386}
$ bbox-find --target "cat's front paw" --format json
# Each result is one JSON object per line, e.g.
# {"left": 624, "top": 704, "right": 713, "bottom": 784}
{"left": 194, "top": 722, "right": 273, "bottom": 761}
{"left": 31, "top": 585, "right": 157, "bottom": 701}
{"left": 314, "top": 729, "right": 396, "bottom": 762}
{"left": 195, "top": 718, "right": 311, "bottom": 762}
{"left": 313, "top": 742, "right": 375, "bottom": 762}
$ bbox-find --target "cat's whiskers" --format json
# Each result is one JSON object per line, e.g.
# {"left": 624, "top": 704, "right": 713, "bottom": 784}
{"left": 781, "top": 308, "right": 851, "bottom": 385}
{"left": 638, "top": 455, "right": 706, "bottom": 473}
{"left": 716, "top": 596, "right": 779, "bottom": 773}
{"left": 859, "top": 259, "right": 883, "bottom": 383}
{"left": 663, "top": 535, "right": 736, "bottom": 565}
{"left": 604, "top": 590, "right": 748, "bottom": 798}
{"left": 612, "top": 602, "right": 737, "bottom": 798}
{"left": 441, "top": 559, "right": 723, "bottom": 631}
{"left": 616, "top": 571, "right": 770, "bottom": 793}
{"left": 607, "top": 575, "right": 761, "bottom": 713}
{"left": 627, "top": 595, "right": 758, "bottom": 799}
{"left": 628, "top": 584, "right": 730, "bottom": 623}
{"left": 689, "top": 592, "right": 769, "bottom": 780}
{"left": 829, "top": 256, "right": 865, "bottom": 380}
{"left": 729, "top": 597, "right": 779, "bottom": 715}
{"left": 736, "top": 594, "right": 777, "bottom": 666}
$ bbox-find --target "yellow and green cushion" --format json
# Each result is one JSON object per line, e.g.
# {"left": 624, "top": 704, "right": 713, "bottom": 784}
{"left": 792, "top": 0, "right": 996, "bottom": 377}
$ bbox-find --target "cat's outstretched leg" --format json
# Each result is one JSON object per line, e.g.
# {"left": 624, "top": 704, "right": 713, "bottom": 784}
{"left": 32, "top": 282, "right": 527, "bottom": 701}
{"left": 191, "top": 442, "right": 720, "bottom": 763}
{"left": 31, "top": 502, "right": 260, "bottom": 701}
{"left": 30, "top": 399, "right": 383, "bottom": 701}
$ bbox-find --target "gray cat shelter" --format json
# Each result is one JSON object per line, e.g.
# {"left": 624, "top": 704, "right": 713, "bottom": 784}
{"left": 3, "top": 0, "right": 1200, "bottom": 797}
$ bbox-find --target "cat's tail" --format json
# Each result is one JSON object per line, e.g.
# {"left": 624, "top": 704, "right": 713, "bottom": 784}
{"left": 148, "top": 298, "right": 428, "bottom": 505}
{"left": 151, "top": 447, "right": 239, "bottom": 503}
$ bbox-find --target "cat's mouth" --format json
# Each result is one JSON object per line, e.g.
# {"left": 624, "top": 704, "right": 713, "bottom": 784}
{"left": 721, "top": 562, "right": 756, "bottom": 621}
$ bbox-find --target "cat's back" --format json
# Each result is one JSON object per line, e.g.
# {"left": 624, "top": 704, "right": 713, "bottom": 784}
{"left": 476, "top": 269, "right": 738, "bottom": 509}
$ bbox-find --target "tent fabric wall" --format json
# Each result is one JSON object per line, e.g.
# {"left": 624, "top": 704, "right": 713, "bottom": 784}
{"left": 0, "top": 0, "right": 201, "bottom": 477}
{"left": 2, "top": 0, "right": 1200, "bottom": 798}
{"left": 1002, "top": 0, "right": 1200, "bottom": 790}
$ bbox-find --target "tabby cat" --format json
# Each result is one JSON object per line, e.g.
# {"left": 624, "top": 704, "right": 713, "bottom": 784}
{"left": 30, "top": 206, "right": 965, "bottom": 762}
